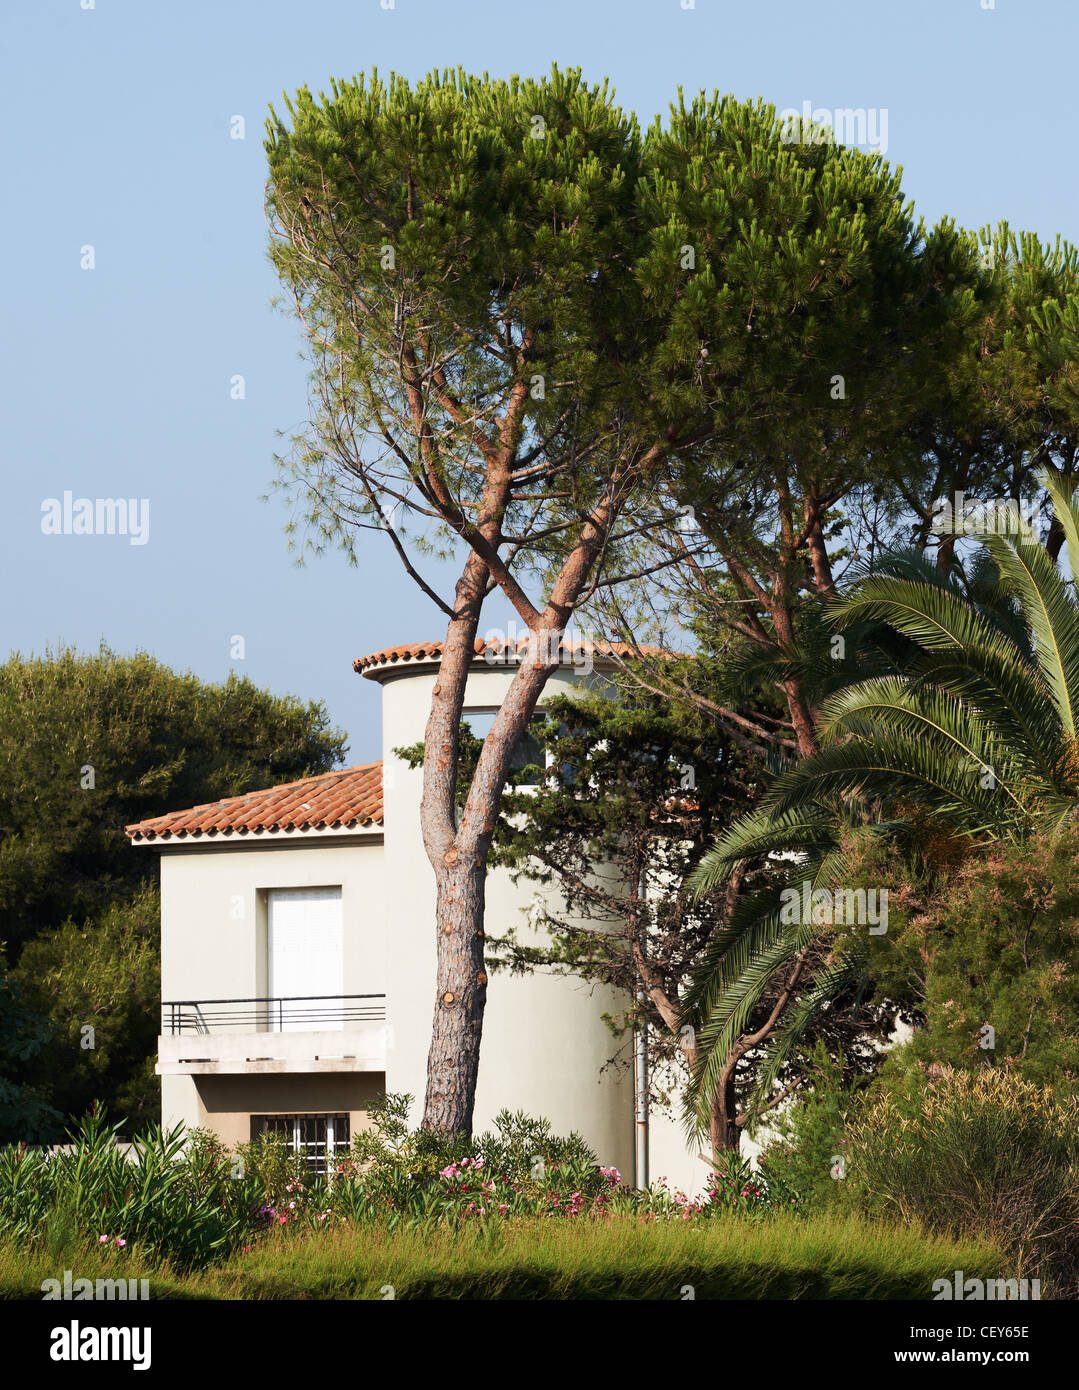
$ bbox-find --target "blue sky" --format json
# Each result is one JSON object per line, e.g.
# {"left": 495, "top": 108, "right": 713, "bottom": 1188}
{"left": 2, "top": 0, "right": 1075, "bottom": 763}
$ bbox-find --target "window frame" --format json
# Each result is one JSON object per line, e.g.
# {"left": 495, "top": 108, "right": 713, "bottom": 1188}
{"left": 461, "top": 707, "right": 549, "bottom": 786}
{"left": 249, "top": 1112, "right": 351, "bottom": 1175}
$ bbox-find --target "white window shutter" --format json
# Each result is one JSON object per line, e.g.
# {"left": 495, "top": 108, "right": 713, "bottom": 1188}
{"left": 268, "top": 887, "right": 344, "bottom": 1030}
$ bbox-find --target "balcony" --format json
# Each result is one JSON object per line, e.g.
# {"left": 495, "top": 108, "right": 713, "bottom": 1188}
{"left": 157, "top": 995, "right": 388, "bottom": 1077}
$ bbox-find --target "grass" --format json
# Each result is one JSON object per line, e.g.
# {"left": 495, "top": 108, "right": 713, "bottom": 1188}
{"left": 0, "top": 1211, "right": 1004, "bottom": 1300}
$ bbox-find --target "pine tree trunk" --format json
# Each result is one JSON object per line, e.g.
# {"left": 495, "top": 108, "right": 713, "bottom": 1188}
{"left": 422, "top": 853, "right": 489, "bottom": 1135}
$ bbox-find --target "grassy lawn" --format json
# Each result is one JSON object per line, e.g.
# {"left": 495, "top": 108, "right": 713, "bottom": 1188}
{"left": 1, "top": 1212, "right": 1002, "bottom": 1300}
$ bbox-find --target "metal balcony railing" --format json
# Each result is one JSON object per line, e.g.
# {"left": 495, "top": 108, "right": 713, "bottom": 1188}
{"left": 161, "top": 995, "right": 386, "bottom": 1035}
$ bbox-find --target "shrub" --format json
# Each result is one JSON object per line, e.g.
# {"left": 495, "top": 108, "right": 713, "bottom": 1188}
{"left": 0, "top": 1110, "right": 258, "bottom": 1270}
{"left": 888, "top": 829, "right": 1079, "bottom": 1091}
{"left": 755, "top": 1044, "right": 867, "bottom": 1212}
{"left": 844, "top": 1066, "right": 1079, "bottom": 1293}
{"left": 230, "top": 1130, "right": 306, "bottom": 1202}
{"left": 0, "top": 1093, "right": 836, "bottom": 1280}
{"left": 343, "top": 1094, "right": 611, "bottom": 1224}
{"left": 344, "top": 1094, "right": 794, "bottom": 1225}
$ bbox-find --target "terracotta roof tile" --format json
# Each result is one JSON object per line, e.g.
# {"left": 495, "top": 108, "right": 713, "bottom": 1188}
{"left": 354, "top": 637, "right": 661, "bottom": 678}
{"left": 125, "top": 762, "right": 383, "bottom": 844}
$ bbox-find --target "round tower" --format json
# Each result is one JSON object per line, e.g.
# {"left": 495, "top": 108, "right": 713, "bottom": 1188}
{"left": 357, "top": 637, "right": 635, "bottom": 1174}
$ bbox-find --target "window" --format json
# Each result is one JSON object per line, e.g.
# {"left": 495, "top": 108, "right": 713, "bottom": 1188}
{"left": 250, "top": 1113, "right": 351, "bottom": 1175}
{"left": 463, "top": 709, "right": 545, "bottom": 783}
{"left": 267, "top": 887, "right": 344, "bottom": 1030}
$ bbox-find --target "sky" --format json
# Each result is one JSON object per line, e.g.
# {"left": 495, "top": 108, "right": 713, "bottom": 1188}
{"left": 2, "top": 0, "right": 1076, "bottom": 764}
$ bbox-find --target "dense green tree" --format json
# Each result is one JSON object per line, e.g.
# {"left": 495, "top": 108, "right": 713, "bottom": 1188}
{"left": 0, "top": 970, "right": 60, "bottom": 1143}
{"left": 592, "top": 129, "right": 979, "bottom": 761}
{"left": 0, "top": 644, "right": 346, "bottom": 964}
{"left": 494, "top": 689, "right": 755, "bottom": 1136}
{"left": 12, "top": 885, "right": 162, "bottom": 1139}
{"left": 901, "top": 225, "right": 1079, "bottom": 569}
{"left": 266, "top": 66, "right": 660, "bottom": 1136}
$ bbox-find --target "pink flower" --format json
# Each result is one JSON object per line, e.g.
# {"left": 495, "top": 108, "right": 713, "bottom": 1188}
{"left": 498, "top": 1203, "right": 508, "bottom": 1215}
{"left": 114, "top": 1237, "right": 126, "bottom": 1249}
{"left": 98, "top": 1235, "right": 110, "bottom": 1244}
{"left": 440, "top": 1164, "right": 458, "bottom": 1180}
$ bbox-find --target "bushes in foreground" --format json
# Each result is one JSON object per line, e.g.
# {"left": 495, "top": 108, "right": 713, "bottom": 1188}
{"left": 0, "top": 1097, "right": 797, "bottom": 1275}
{"left": 758, "top": 1063, "right": 1079, "bottom": 1296}
{"left": 336, "top": 1093, "right": 796, "bottom": 1225}
{"left": 0, "top": 1109, "right": 255, "bottom": 1271}
{"left": 6, "top": 1075, "right": 1075, "bottom": 1295}
{"left": 844, "top": 1066, "right": 1079, "bottom": 1293}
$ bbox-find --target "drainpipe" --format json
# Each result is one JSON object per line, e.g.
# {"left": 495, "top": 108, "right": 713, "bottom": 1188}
{"left": 634, "top": 990, "right": 649, "bottom": 1191}
{"left": 634, "top": 869, "right": 649, "bottom": 1191}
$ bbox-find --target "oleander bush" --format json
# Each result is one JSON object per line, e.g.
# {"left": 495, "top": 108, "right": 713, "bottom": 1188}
{"left": 0, "top": 1109, "right": 256, "bottom": 1271}
{"left": 843, "top": 1066, "right": 1079, "bottom": 1294}
{"left": 0, "top": 1092, "right": 809, "bottom": 1281}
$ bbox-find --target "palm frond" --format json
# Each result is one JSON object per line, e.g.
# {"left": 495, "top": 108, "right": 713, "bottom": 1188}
{"left": 688, "top": 806, "right": 838, "bottom": 895}
{"left": 740, "top": 948, "right": 869, "bottom": 1131}
{"left": 986, "top": 527, "right": 1079, "bottom": 738}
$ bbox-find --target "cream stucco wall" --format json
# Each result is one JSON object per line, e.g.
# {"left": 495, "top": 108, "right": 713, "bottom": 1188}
{"left": 155, "top": 835, "right": 385, "bottom": 1137}
{"left": 159, "top": 836, "right": 385, "bottom": 1007}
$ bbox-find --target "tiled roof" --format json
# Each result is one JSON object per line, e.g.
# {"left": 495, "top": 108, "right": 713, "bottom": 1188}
{"left": 354, "top": 637, "right": 658, "bottom": 678}
{"left": 125, "top": 762, "right": 383, "bottom": 843}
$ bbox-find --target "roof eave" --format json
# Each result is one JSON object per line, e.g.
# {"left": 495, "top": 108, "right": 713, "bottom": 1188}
{"left": 127, "top": 820, "right": 385, "bottom": 848}
{"left": 356, "top": 651, "right": 630, "bottom": 684}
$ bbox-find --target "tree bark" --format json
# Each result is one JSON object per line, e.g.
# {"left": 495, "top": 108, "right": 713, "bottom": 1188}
{"left": 806, "top": 505, "right": 837, "bottom": 599}
{"left": 418, "top": 547, "right": 490, "bottom": 1136}
{"left": 708, "top": 1072, "right": 741, "bottom": 1154}
{"left": 771, "top": 581, "right": 819, "bottom": 758}
{"left": 424, "top": 851, "right": 490, "bottom": 1135}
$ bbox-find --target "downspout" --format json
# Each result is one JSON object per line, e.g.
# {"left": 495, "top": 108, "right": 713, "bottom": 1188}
{"left": 634, "top": 869, "right": 649, "bottom": 1191}
{"left": 634, "top": 991, "right": 649, "bottom": 1190}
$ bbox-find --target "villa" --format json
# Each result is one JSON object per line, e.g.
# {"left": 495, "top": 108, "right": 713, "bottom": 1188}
{"left": 125, "top": 638, "right": 701, "bottom": 1190}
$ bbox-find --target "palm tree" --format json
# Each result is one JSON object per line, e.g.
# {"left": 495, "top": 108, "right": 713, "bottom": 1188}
{"left": 682, "top": 470, "right": 1079, "bottom": 1139}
